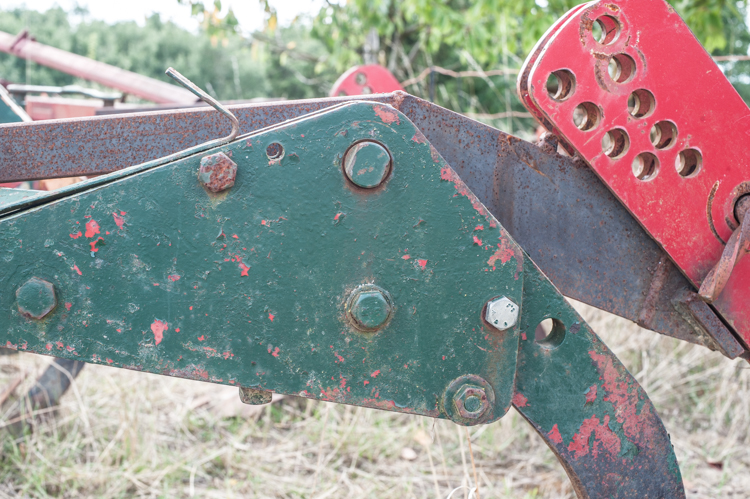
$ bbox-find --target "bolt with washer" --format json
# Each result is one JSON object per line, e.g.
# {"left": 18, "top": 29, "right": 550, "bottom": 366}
{"left": 485, "top": 296, "right": 519, "bottom": 331}
{"left": 347, "top": 284, "right": 393, "bottom": 331}
{"left": 16, "top": 277, "right": 57, "bottom": 320}
{"left": 453, "top": 385, "right": 490, "bottom": 420}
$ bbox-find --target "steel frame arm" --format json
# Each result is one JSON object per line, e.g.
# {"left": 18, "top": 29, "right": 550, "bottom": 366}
{"left": 0, "top": 93, "right": 739, "bottom": 358}
{"left": 0, "top": 101, "right": 684, "bottom": 496}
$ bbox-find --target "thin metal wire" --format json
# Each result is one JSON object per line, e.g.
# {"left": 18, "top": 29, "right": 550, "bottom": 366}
{"left": 165, "top": 67, "right": 240, "bottom": 144}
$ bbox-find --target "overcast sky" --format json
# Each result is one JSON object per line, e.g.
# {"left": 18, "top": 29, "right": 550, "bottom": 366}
{"left": 4, "top": 0, "right": 331, "bottom": 33}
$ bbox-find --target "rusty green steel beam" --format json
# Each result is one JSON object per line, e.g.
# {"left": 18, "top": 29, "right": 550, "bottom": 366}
{"left": 0, "top": 101, "right": 684, "bottom": 497}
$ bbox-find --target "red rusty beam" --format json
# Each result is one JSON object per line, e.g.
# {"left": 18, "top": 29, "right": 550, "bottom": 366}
{"left": 0, "top": 30, "right": 197, "bottom": 105}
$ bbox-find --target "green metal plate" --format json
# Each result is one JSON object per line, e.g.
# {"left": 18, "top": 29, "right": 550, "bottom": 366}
{"left": 0, "top": 102, "right": 524, "bottom": 423}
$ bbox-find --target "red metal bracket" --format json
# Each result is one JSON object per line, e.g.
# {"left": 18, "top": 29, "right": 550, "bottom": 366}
{"left": 521, "top": 0, "right": 750, "bottom": 346}
{"left": 329, "top": 64, "right": 403, "bottom": 97}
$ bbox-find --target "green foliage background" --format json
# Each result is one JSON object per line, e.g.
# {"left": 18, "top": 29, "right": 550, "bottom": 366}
{"left": 1, "top": 0, "right": 750, "bottom": 136}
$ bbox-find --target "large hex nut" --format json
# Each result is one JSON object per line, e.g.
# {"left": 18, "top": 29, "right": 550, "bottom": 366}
{"left": 485, "top": 296, "right": 519, "bottom": 331}
{"left": 453, "top": 385, "right": 490, "bottom": 420}
{"left": 198, "top": 152, "right": 237, "bottom": 193}
{"left": 16, "top": 277, "right": 57, "bottom": 320}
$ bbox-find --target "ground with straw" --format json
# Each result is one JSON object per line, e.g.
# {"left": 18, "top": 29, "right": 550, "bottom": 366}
{"left": 0, "top": 300, "right": 748, "bottom": 498}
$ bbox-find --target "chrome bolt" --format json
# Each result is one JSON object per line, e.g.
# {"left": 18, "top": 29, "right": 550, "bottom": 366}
{"left": 485, "top": 296, "right": 519, "bottom": 331}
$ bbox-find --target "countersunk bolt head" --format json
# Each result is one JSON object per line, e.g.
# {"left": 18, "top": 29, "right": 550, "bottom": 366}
{"left": 198, "top": 152, "right": 237, "bottom": 193}
{"left": 485, "top": 296, "right": 519, "bottom": 331}
{"left": 346, "top": 284, "right": 393, "bottom": 332}
{"left": 239, "top": 386, "right": 272, "bottom": 405}
{"left": 343, "top": 141, "right": 391, "bottom": 189}
{"left": 16, "top": 277, "right": 57, "bottom": 320}
{"left": 453, "top": 385, "right": 490, "bottom": 420}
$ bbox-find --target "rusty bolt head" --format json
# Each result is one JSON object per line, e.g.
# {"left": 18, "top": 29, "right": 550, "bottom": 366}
{"left": 16, "top": 277, "right": 57, "bottom": 320}
{"left": 485, "top": 296, "right": 519, "bottom": 331}
{"left": 198, "top": 152, "right": 237, "bottom": 193}
{"left": 239, "top": 386, "right": 272, "bottom": 405}
{"left": 453, "top": 385, "right": 490, "bottom": 420}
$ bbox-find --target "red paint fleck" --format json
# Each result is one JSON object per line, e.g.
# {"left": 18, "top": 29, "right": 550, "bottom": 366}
{"left": 521, "top": 332, "right": 527, "bottom": 340}
{"left": 222, "top": 351, "right": 233, "bottom": 359}
{"left": 45, "top": 343, "right": 52, "bottom": 351}
{"left": 72, "top": 264, "right": 82, "bottom": 276}
{"left": 473, "top": 235, "right": 483, "bottom": 246}
{"left": 474, "top": 225, "right": 484, "bottom": 231}
{"left": 512, "top": 393, "right": 529, "bottom": 407}
{"left": 585, "top": 384, "right": 598, "bottom": 404}
{"left": 65, "top": 302, "right": 72, "bottom": 311}
{"left": 84, "top": 219, "right": 100, "bottom": 238}
{"left": 232, "top": 234, "right": 239, "bottom": 239}
{"left": 271, "top": 347, "right": 280, "bottom": 357}
{"left": 56, "top": 341, "right": 63, "bottom": 349}
{"left": 371, "top": 370, "right": 381, "bottom": 378}
{"left": 168, "top": 274, "right": 181, "bottom": 282}
{"left": 175, "top": 328, "right": 180, "bottom": 333}
{"left": 189, "top": 306, "right": 193, "bottom": 310}
{"left": 198, "top": 335, "right": 205, "bottom": 341}
{"left": 442, "top": 355, "right": 446, "bottom": 360}
{"left": 268, "top": 313, "right": 275, "bottom": 322}
{"left": 373, "top": 105, "right": 400, "bottom": 124}
{"left": 364, "top": 380, "right": 370, "bottom": 386}
{"left": 261, "top": 220, "right": 267, "bottom": 226}
{"left": 106, "top": 358, "right": 113, "bottom": 364}
{"left": 334, "top": 212, "right": 343, "bottom": 221}
{"left": 411, "top": 130, "right": 427, "bottom": 143}
{"left": 150, "top": 320, "right": 169, "bottom": 345}
{"left": 402, "top": 254, "right": 410, "bottom": 260}
{"left": 112, "top": 212, "right": 125, "bottom": 230}
{"left": 340, "top": 377, "right": 347, "bottom": 388}
{"left": 567, "top": 415, "right": 621, "bottom": 459}
{"left": 89, "top": 237, "right": 104, "bottom": 252}
{"left": 334, "top": 352, "right": 345, "bottom": 363}
{"left": 239, "top": 262, "right": 250, "bottom": 276}
{"left": 116, "top": 329, "right": 122, "bottom": 333}
{"left": 417, "top": 259, "right": 427, "bottom": 269}
{"left": 548, "top": 424, "right": 563, "bottom": 444}
{"left": 70, "top": 231, "right": 82, "bottom": 239}
{"left": 66, "top": 345, "right": 74, "bottom": 352}
{"left": 153, "top": 283, "right": 160, "bottom": 287}
{"left": 120, "top": 211, "right": 126, "bottom": 216}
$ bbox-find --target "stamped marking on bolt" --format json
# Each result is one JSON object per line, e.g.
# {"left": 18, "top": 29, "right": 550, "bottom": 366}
{"left": 485, "top": 296, "right": 519, "bottom": 331}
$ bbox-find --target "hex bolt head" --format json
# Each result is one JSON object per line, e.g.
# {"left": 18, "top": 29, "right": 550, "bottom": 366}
{"left": 485, "top": 296, "right": 519, "bottom": 331}
{"left": 442, "top": 375, "right": 495, "bottom": 426}
{"left": 198, "top": 152, "right": 237, "bottom": 193}
{"left": 16, "top": 277, "right": 57, "bottom": 320}
{"left": 346, "top": 284, "right": 393, "bottom": 331}
{"left": 239, "top": 387, "right": 272, "bottom": 405}
{"left": 343, "top": 141, "right": 391, "bottom": 189}
{"left": 454, "top": 385, "right": 490, "bottom": 420}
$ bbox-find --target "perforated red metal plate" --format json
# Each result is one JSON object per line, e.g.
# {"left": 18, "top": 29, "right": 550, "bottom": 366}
{"left": 329, "top": 64, "right": 403, "bottom": 97}
{"left": 523, "top": 0, "right": 750, "bottom": 345}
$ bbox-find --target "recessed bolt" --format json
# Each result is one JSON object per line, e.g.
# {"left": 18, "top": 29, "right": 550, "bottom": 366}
{"left": 343, "top": 141, "right": 391, "bottom": 189}
{"left": 346, "top": 284, "right": 393, "bottom": 331}
{"left": 16, "top": 277, "right": 57, "bottom": 320}
{"left": 239, "top": 386, "right": 272, "bottom": 405}
{"left": 198, "top": 152, "right": 237, "bottom": 193}
{"left": 485, "top": 296, "right": 519, "bottom": 331}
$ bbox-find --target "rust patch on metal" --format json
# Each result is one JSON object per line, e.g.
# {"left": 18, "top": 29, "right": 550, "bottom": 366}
{"left": 198, "top": 152, "right": 237, "bottom": 193}
{"left": 637, "top": 254, "right": 672, "bottom": 328}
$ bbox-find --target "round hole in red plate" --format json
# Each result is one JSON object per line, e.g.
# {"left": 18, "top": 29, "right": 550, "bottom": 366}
{"left": 546, "top": 69, "right": 576, "bottom": 101}
{"left": 676, "top": 148, "right": 702, "bottom": 178}
{"left": 592, "top": 15, "right": 621, "bottom": 45}
{"left": 632, "top": 152, "right": 659, "bottom": 180}
{"left": 650, "top": 121, "right": 678, "bottom": 150}
{"left": 627, "top": 89, "right": 655, "bottom": 118}
{"left": 602, "top": 128, "right": 630, "bottom": 158}
{"left": 573, "top": 102, "right": 601, "bottom": 131}
{"left": 607, "top": 53, "right": 637, "bottom": 84}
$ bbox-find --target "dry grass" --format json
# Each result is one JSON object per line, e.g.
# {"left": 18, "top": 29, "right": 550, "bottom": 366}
{"left": 1, "top": 300, "right": 749, "bottom": 498}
